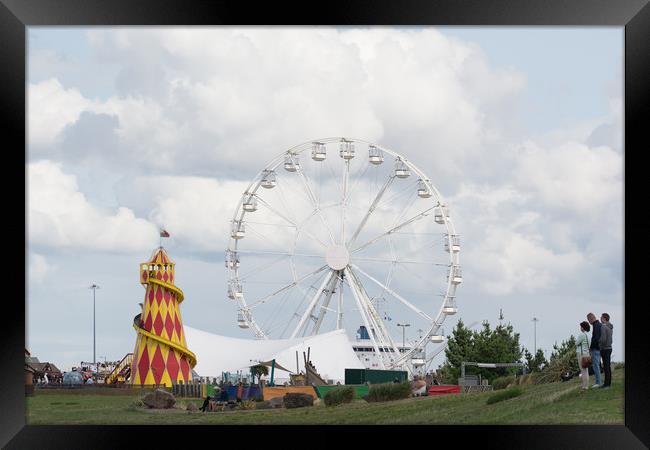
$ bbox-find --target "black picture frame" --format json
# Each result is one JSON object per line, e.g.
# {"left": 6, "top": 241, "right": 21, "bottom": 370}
{"left": 3, "top": 0, "right": 649, "bottom": 448}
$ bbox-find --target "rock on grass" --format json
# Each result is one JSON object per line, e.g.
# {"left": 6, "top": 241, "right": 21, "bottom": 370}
{"left": 142, "top": 389, "right": 176, "bottom": 409}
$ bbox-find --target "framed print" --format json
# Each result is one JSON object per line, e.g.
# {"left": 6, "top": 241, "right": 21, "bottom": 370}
{"left": 3, "top": 0, "right": 649, "bottom": 448}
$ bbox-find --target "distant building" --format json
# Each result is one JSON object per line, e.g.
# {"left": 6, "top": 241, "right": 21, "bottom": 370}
{"left": 25, "top": 349, "right": 63, "bottom": 384}
{"left": 24, "top": 349, "right": 35, "bottom": 395}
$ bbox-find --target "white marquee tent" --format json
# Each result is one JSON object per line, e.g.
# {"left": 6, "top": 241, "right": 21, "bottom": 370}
{"left": 184, "top": 326, "right": 365, "bottom": 383}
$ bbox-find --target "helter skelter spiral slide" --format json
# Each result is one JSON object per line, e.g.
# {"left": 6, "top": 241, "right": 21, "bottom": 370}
{"left": 131, "top": 247, "right": 197, "bottom": 386}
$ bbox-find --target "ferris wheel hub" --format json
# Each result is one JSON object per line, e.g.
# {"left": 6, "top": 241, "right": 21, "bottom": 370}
{"left": 325, "top": 245, "right": 350, "bottom": 270}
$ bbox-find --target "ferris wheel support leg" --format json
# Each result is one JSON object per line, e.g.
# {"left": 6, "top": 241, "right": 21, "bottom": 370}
{"left": 311, "top": 272, "right": 341, "bottom": 335}
{"left": 346, "top": 267, "right": 401, "bottom": 366}
{"left": 345, "top": 267, "right": 386, "bottom": 370}
{"left": 290, "top": 270, "right": 336, "bottom": 339}
{"left": 336, "top": 275, "right": 344, "bottom": 330}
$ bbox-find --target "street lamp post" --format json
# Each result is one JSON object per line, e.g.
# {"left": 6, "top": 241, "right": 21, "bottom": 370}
{"left": 532, "top": 317, "right": 539, "bottom": 354}
{"left": 89, "top": 284, "right": 100, "bottom": 364}
{"left": 397, "top": 323, "right": 411, "bottom": 350}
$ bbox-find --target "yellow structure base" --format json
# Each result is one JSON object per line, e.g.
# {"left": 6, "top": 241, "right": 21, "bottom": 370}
{"left": 262, "top": 386, "right": 318, "bottom": 401}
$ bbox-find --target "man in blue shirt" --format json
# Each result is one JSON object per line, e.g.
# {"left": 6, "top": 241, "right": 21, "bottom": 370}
{"left": 587, "top": 312, "right": 602, "bottom": 388}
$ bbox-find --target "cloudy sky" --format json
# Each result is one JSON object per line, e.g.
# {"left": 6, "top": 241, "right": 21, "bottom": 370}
{"left": 27, "top": 27, "right": 623, "bottom": 372}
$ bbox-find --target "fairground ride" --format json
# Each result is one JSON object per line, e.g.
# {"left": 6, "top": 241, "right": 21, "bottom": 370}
{"left": 225, "top": 137, "right": 462, "bottom": 376}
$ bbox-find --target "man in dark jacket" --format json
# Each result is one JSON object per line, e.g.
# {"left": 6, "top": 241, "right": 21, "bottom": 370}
{"left": 599, "top": 313, "right": 613, "bottom": 388}
{"left": 587, "top": 312, "right": 602, "bottom": 388}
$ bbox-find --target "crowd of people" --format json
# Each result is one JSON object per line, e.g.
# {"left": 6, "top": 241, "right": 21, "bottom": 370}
{"left": 576, "top": 312, "right": 614, "bottom": 390}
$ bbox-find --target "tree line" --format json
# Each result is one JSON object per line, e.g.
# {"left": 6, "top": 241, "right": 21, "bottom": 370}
{"left": 436, "top": 319, "right": 578, "bottom": 385}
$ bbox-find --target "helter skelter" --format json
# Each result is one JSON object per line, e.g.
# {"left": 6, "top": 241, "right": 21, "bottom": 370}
{"left": 131, "top": 245, "right": 197, "bottom": 386}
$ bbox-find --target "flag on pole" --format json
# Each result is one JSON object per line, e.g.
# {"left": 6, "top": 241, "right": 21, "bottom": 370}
{"left": 160, "top": 229, "right": 170, "bottom": 238}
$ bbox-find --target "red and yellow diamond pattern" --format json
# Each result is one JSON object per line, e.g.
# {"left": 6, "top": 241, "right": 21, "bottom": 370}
{"left": 131, "top": 247, "right": 196, "bottom": 386}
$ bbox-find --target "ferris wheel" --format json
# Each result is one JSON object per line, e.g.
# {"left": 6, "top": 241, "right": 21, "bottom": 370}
{"left": 225, "top": 137, "right": 462, "bottom": 373}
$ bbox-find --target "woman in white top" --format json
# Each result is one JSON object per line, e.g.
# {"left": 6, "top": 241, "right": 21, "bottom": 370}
{"left": 576, "top": 321, "right": 591, "bottom": 390}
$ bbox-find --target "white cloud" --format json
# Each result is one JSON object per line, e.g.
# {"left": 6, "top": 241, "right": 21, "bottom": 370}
{"left": 29, "top": 28, "right": 525, "bottom": 183}
{"left": 515, "top": 140, "right": 622, "bottom": 216}
{"left": 28, "top": 253, "right": 51, "bottom": 283}
{"left": 28, "top": 160, "right": 159, "bottom": 253}
{"left": 28, "top": 79, "right": 96, "bottom": 149}
{"left": 123, "top": 176, "right": 249, "bottom": 253}
{"left": 468, "top": 227, "right": 585, "bottom": 296}
{"left": 448, "top": 182, "right": 591, "bottom": 296}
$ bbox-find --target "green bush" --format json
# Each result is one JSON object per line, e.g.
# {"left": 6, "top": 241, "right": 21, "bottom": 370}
{"left": 613, "top": 362, "right": 624, "bottom": 370}
{"left": 323, "top": 386, "right": 355, "bottom": 407}
{"left": 535, "top": 350, "right": 576, "bottom": 384}
{"left": 365, "top": 382, "right": 411, "bottom": 403}
{"left": 486, "top": 387, "right": 523, "bottom": 405}
{"left": 492, "top": 376, "right": 515, "bottom": 390}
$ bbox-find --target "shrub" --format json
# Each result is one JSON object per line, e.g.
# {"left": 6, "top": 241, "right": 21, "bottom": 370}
{"left": 323, "top": 386, "right": 355, "bottom": 406}
{"left": 535, "top": 351, "right": 576, "bottom": 384}
{"left": 613, "top": 362, "right": 624, "bottom": 370}
{"left": 486, "top": 387, "right": 523, "bottom": 405}
{"left": 514, "top": 373, "right": 539, "bottom": 386}
{"left": 240, "top": 399, "right": 256, "bottom": 410}
{"left": 365, "top": 382, "right": 411, "bottom": 403}
{"left": 492, "top": 376, "right": 515, "bottom": 390}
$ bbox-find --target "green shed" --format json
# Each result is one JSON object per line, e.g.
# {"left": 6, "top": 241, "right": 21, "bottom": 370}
{"left": 344, "top": 368, "right": 366, "bottom": 385}
{"left": 344, "top": 368, "right": 408, "bottom": 385}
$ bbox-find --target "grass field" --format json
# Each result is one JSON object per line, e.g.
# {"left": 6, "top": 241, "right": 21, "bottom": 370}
{"left": 26, "top": 367, "right": 623, "bottom": 425}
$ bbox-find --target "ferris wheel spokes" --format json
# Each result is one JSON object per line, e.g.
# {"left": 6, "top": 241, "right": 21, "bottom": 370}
{"left": 350, "top": 206, "right": 437, "bottom": 255}
{"left": 343, "top": 159, "right": 372, "bottom": 208}
{"left": 235, "top": 249, "right": 322, "bottom": 259}
{"left": 247, "top": 264, "right": 329, "bottom": 310}
{"left": 350, "top": 263, "right": 434, "bottom": 323}
{"left": 238, "top": 254, "right": 291, "bottom": 282}
{"left": 341, "top": 158, "right": 350, "bottom": 245}
{"left": 290, "top": 153, "right": 338, "bottom": 246}
{"left": 351, "top": 256, "right": 449, "bottom": 266}
{"left": 346, "top": 174, "right": 396, "bottom": 249}
{"left": 253, "top": 193, "right": 329, "bottom": 249}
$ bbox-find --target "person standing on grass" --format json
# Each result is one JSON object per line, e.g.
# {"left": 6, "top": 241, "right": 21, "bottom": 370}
{"left": 599, "top": 313, "right": 613, "bottom": 389}
{"left": 587, "top": 312, "right": 602, "bottom": 388}
{"left": 576, "top": 321, "right": 591, "bottom": 390}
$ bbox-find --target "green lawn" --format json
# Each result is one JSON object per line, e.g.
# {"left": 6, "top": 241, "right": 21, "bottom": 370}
{"left": 26, "top": 367, "right": 623, "bottom": 425}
